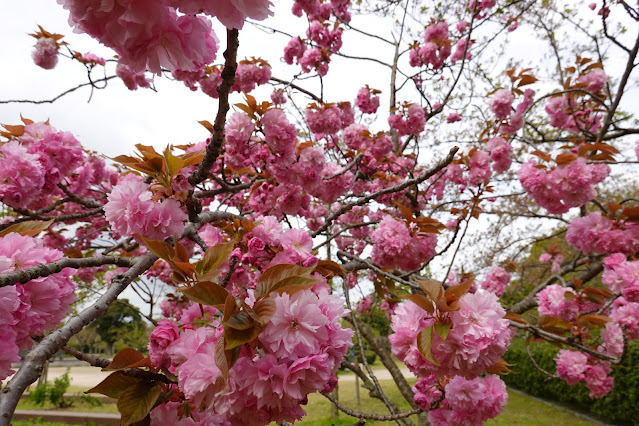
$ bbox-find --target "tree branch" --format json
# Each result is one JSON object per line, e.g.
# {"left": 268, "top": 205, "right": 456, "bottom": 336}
{"left": 0, "top": 253, "right": 157, "bottom": 424}
{"left": 0, "top": 255, "right": 136, "bottom": 288}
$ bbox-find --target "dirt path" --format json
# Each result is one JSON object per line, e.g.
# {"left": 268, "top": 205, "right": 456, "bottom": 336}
{"left": 7, "top": 366, "right": 111, "bottom": 389}
{"left": 11, "top": 365, "right": 409, "bottom": 388}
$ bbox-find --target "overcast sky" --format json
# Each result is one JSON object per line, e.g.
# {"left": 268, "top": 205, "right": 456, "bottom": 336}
{"left": 0, "top": 1, "right": 400, "bottom": 157}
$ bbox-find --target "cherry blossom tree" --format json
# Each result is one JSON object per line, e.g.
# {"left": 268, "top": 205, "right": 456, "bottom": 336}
{"left": 1, "top": 0, "right": 639, "bottom": 425}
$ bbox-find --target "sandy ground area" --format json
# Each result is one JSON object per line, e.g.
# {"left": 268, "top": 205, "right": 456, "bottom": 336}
{"left": 8, "top": 365, "right": 410, "bottom": 388}
{"left": 7, "top": 366, "right": 111, "bottom": 389}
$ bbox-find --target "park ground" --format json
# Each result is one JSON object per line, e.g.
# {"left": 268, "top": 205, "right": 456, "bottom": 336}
{"left": 10, "top": 365, "right": 608, "bottom": 425}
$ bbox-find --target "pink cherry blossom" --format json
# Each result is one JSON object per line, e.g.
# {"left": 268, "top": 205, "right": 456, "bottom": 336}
{"left": 490, "top": 89, "right": 515, "bottom": 120}
{"left": 32, "top": 38, "right": 58, "bottom": 69}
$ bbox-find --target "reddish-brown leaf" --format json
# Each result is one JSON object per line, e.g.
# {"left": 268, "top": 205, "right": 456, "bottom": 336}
{"left": 103, "top": 348, "right": 145, "bottom": 371}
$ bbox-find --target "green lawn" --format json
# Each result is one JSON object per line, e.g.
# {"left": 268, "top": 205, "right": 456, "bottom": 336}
{"left": 14, "top": 379, "right": 599, "bottom": 426}
{"left": 16, "top": 395, "right": 118, "bottom": 414}
{"left": 295, "top": 379, "right": 599, "bottom": 425}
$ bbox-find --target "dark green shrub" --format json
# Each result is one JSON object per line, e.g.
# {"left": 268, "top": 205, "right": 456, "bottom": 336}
{"left": 503, "top": 337, "right": 639, "bottom": 425}
{"left": 30, "top": 370, "right": 73, "bottom": 408}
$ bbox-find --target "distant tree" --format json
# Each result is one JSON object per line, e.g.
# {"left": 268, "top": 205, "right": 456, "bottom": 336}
{"left": 89, "top": 299, "right": 145, "bottom": 355}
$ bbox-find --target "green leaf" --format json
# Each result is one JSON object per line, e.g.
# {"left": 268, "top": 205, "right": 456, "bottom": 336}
{"left": 117, "top": 382, "right": 162, "bottom": 426}
{"left": 0, "top": 218, "right": 55, "bottom": 237}
{"left": 86, "top": 372, "right": 141, "bottom": 399}
{"left": 434, "top": 323, "right": 451, "bottom": 341}
{"left": 181, "top": 281, "right": 229, "bottom": 307}
{"left": 224, "top": 325, "right": 262, "bottom": 350}
{"left": 417, "top": 327, "right": 440, "bottom": 366}
{"left": 163, "top": 146, "right": 184, "bottom": 178}
{"left": 255, "top": 264, "right": 315, "bottom": 298}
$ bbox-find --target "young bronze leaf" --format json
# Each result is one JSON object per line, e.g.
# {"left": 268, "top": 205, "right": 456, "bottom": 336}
{"left": 117, "top": 381, "right": 162, "bottom": 426}
{"left": 85, "top": 372, "right": 141, "bottom": 399}
{"left": 269, "top": 276, "right": 320, "bottom": 295}
{"left": 196, "top": 241, "right": 235, "bottom": 280}
{"left": 255, "top": 264, "right": 314, "bottom": 298}
{"left": 223, "top": 294, "right": 237, "bottom": 322}
{"left": 181, "top": 281, "right": 229, "bottom": 307}
{"left": 0, "top": 218, "right": 55, "bottom": 238}
{"left": 577, "top": 313, "right": 611, "bottom": 327}
{"left": 137, "top": 235, "right": 174, "bottom": 262}
{"left": 103, "top": 348, "right": 145, "bottom": 371}
{"left": 215, "top": 335, "right": 241, "bottom": 379}
{"left": 225, "top": 311, "right": 255, "bottom": 330}
{"left": 414, "top": 278, "right": 443, "bottom": 302}
{"left": 214, "top": 336, "right": 230, "bottom": 379}
{"left": 404, "top": 294, "right": 435, "bottom": 314}
{"left": 417, "top": 326, "right": 440, "bottom": 366}
{"left": 125, "top": 356, "right": 152, "bottom": 369}
{"left": 314, "top": 259, "right": 347, "bottom": 278}
{"left": 253, "top": 297, "right": 277, "bottom": 324}
{"left": 443, "top": 279, "right": 474, "bottom": 310}
{"left": 131, "top": 415, "right": 151, "bottom": 426}
{"left": 504, "top": 311, "right": 528, "bottom": 325}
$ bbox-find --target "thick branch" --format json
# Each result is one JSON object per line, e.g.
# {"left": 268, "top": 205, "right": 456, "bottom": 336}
{"left": 597, "top": 27, "right": 639, "bottom": 140}
{"left": 357, "top": 321, "right": 418, "bottom": 410}
{"left": 510, "top": 321, "right": 620, "bottom": 363}
{"left": 0, "top": 253, "right": 157, "bottom": 424}
{"left": 188, "top": 29, "right": 240, "bottom": 187}
{"left": 0, "top": 255, "right": 136, "bottom": 288}
{"left": 61, "top": 346, "right": 173, "bottom": 384}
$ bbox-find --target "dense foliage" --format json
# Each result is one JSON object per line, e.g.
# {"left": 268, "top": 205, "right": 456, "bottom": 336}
{"left": 1, "top": 0, "right": 639, "bottom": 425}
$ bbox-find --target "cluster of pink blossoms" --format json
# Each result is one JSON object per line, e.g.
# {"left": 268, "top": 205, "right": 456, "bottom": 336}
{"left": 487, "top": 137, "right": 513, "bottom": 174}
{"left": 545, "top": 95, "right": 603, "bottom": 133}
{"left": 480, "top": 266, "right": 511, "bottom": 296}
{"left": 115, "top": 63, "right": 152, "bottom": 90}
{"left": 555, "top": 350, "right": 614, "bottom": 398}
{"left": 370, "top": 216, "right": 437, "bottom": 271}
{"left": 566, "top": 212, "right": 639, "bottom": 255}
{"left": 0, "top": 122, "right": 88, "bottom": 210}
{"left": 32, "top": 37, "right": 59, "bottom": 69}
{"left": 388, "top": 104, "right": 426, "bottom": 136}
{"left": 305, "top": 102, "right": 354, "bottom": 137}
{"left": 602, "top": 253, "right": 639, "bottom": 298}
{"left": 283, "top": 0, "right": 350, "bottom": 76}
{"left": 518, "top": 158, "right": 609, "bottom": 214}
{"left": 232, "top": 60, "right": 272, "bottom": 93}
{"left": 539, "top": 251, "right": 564, "bottom": 273}
{"left": 409, "top": 21, "right": 451, "bottom": 69}
{"left": 59, "top": 0, "right": 222, "bottom": 73}
{"left": 355, "top": 86, "right": 380, "bottom": 114}
{"left": 222, "top": 107, "right": 353, "bottom": 216}
{"left": 389, "top": 291, "right": 512, "bottom": 379}
{"left": 0, "top": 233, "right": 76, "bottom": 383}
{"left": 426, "top": 374, "right": 508, "bottom": 425}
{"left": 148, "top": 286, "right": 352, "bottom": 425}
{"left": 536, "top": 284, "right": 586, "bottom": 321}
{"left": 104, "top": 174, "right": 187, "bottom": 240}
{"left": 490, "top": 89, "right": 515, "bottom": 120}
